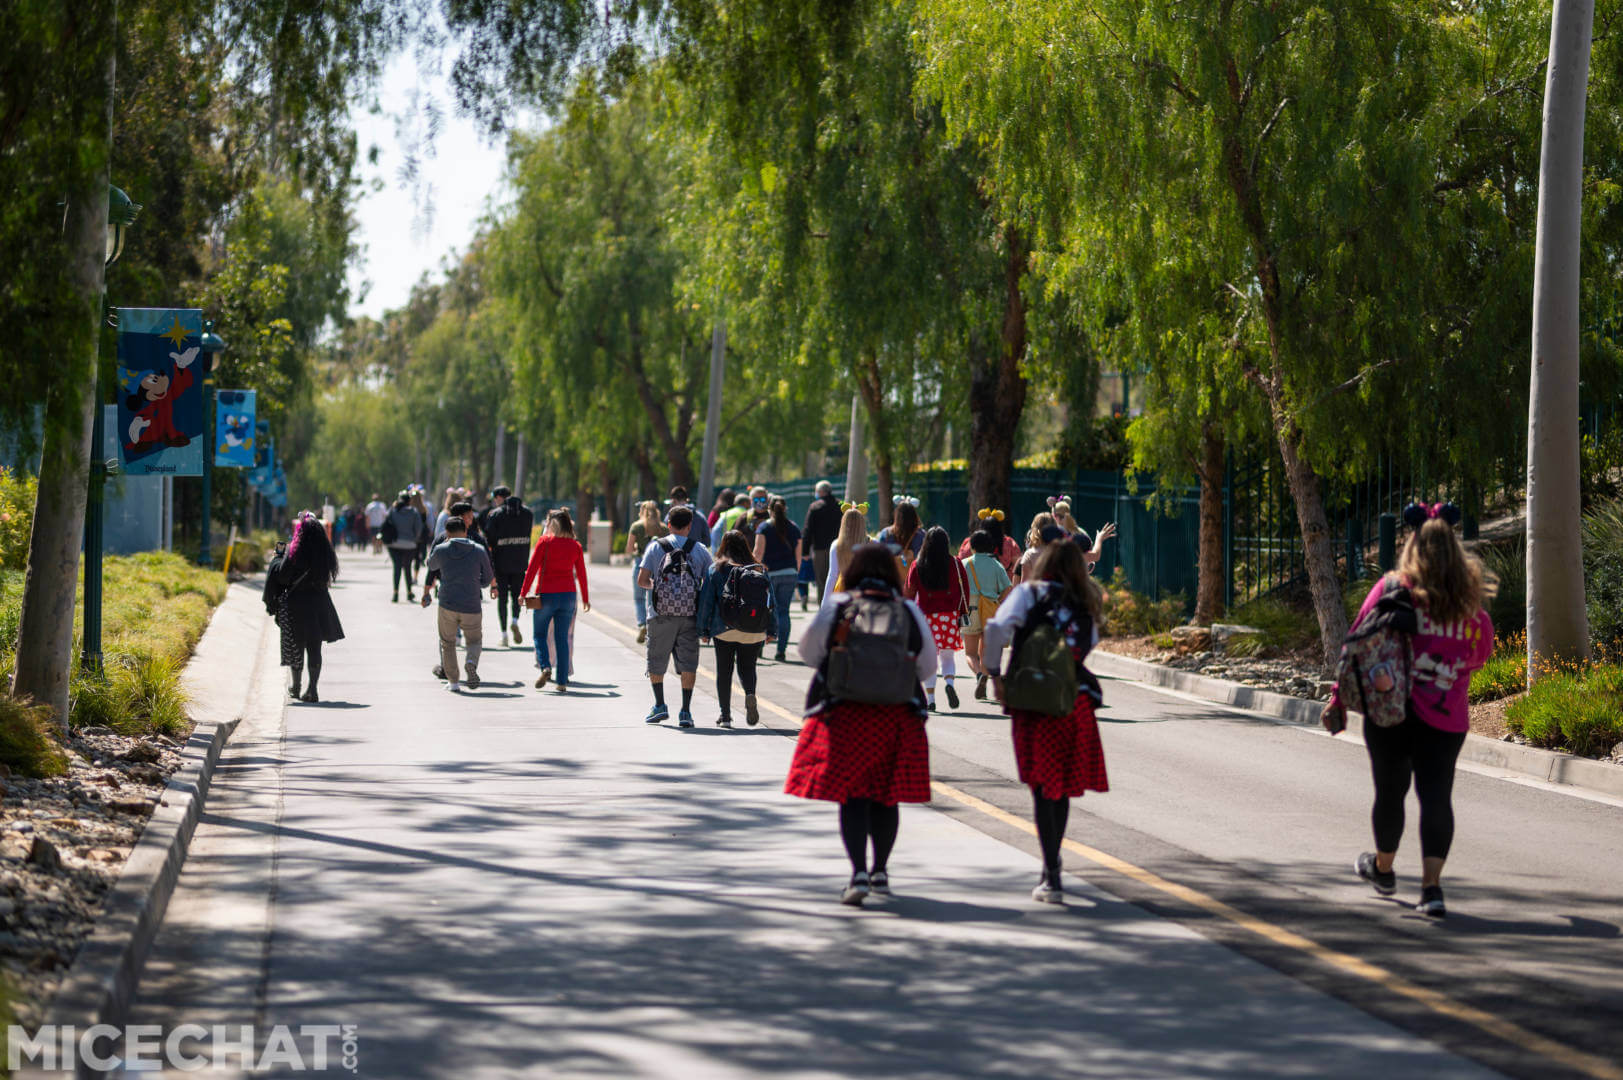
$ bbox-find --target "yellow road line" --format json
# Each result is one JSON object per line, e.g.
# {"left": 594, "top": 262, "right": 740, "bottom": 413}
{"left": 584, "top": 605, "right": 1623, "bottom": 1080}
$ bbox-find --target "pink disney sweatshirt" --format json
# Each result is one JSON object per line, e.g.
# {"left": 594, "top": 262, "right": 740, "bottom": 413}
{"left": 1333, "top": 575, "right": 1494, "bottom": 734}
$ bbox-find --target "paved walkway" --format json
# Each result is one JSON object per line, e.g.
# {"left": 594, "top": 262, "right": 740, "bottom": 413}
{"left": 116, "top": 552, "right": 1617, "bottom": 1078}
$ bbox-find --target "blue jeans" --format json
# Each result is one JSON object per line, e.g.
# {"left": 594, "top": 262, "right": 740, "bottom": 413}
{"left": 768, "top": 569, "right": 798, "bottom": 656}
{"left": 532, "top": 593, "right": 577, "bottom": 682}
{"left": 632, "top": 563, "right": 650, "bottom": 626}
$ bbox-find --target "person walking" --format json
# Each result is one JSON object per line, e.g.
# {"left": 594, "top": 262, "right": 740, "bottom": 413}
{"left": 904, "top": 526, "right": 970, "bottom": 711}
{"left": 753, "top": 495, "right": 802, "bottom": 663}
{"left": 706, "top": 487, "right": 736, "bottom": 530}
{"left": 1016, "top": 512, "right": 1058, "bottom": 583}
{"left": 666, "top": 485, "right": 712, "bottom": 548}
{"left": 520, "top": 507, "right": 591, "bottom": 692}
{"left": 963, "top": 529, "right": 1015, "bottom": 700}
{"left": 627, "top": 500, "right": 668, "bottom": 644}
{"left": 786, "top": 543, "right": 936, "bottom": 906}
{"left": 983, "top": 541, "right": 1108, "bottom": 904}
{"left": 384, "top": 490, "right": 424, "bottom": 603}
{"left": 802, "top": 480, "right": 843, "bottom": 608}
{"left": 958, "top": 508, "right": 1022, "bottom": 576}
{"left": 364, "top": 494, "right": 389, "bottom": 555}
{"left": 819, "top": 504, "right": 869, "bottom": 611}
{"left": 696, "top": 531, "right": 774, "bottom": 728}
{"left": 639, "top": 505, "right": 713, "bottom": 728}
{"left": 422, "top": 515, "right": 494, "bottom": 692}
{"left": 410, "top": 489, "right": 433, "bottom": 574}
{"left": 877, "top": 497, "right": 924, "bottom": 570}
{"left": 262, "top": 512, "right": 344, "bottom": 703}
{"left": 1324, "top": 502, "right": 1493, "bottom": 918}
{"left": 484, "top": 485, "right": 536, "bottom": 647}
{"left": 717, "top": 491, "right": 751, "bottom": 537}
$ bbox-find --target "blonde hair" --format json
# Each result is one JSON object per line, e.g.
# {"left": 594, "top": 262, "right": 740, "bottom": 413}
{"left": 833, "top": 507, "right": 868, "bottom": 571}
{"left": 1026, "top": 512, "right": 1056, "bottom": 550}
{"left": 638, "top": 500, "right": 661, "bottom": 530}
{"left": 1052, "top": 501, "right": 1078, "bottom": 534}
{"left": 1394, "top": 518, "right": 1485, "bottom": 627}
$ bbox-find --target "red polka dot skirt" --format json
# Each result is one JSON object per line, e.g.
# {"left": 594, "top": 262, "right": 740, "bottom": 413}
{"left": 926, "top": 610, "right": 964, "bottom": 654}
{"left": 785, "top": 703, "right": 932, "bottom": 805}
{"left": 1010, "top": 694, "right": 1109, "bottom": 799}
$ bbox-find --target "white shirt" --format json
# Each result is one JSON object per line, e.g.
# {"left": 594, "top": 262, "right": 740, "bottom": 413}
{"left": 983, "top": 581, "right": 1099, "bottom": 675}
{"left": 798, "top": 590, "right": 938, "bottom": 684}
{"left": 364, "top": 500, "right": 388, "bottom": 528}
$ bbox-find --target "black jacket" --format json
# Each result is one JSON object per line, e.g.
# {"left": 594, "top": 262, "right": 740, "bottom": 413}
{"left": 803, "top": 495, "right": 843, "bottom": 552}
{"left": 483, "top": 498, "right": 536, "bottom": 576}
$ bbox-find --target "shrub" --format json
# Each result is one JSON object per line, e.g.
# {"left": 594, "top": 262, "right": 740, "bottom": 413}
{"left": 0, "top": 468, "right": 36, "bottom": 572}
{"left": 1100, "top": 567, "right": 1185, "bottom": 637}
{"left": 1506, "top": 662, "right": 1623, "bottom": 758}
{"left": 1469, "top": 631, "right": 1526, "bottom": 703}
{"left": 1228, "top": 595, "right": 1320, "bottom": 654}
{"left": 1478, "top": 540, "right": 1526, "bottom": 640}
{"left": 0, "top": 692, "right": 67, "bottom": 777}
{"left": 1584, "top": 496, "right": 1623, "bottom": 649}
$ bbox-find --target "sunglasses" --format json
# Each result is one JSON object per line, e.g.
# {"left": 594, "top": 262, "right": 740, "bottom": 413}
{"left": 752, "top": 497, "right": 768, "bottom": 504}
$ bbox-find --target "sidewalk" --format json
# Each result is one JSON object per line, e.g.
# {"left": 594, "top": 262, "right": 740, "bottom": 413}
{"left": 121, "top": 553, "right": 1499, "bottom": 1078}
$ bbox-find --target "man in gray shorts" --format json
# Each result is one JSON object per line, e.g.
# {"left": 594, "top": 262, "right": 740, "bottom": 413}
{"left": 638, "top": 506, "right": 712, "bottom": 728}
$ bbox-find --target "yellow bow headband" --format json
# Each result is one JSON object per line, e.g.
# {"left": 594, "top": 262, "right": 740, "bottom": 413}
{"left": 977, "top": 508, "right": 1005, "bottom": 522}
{"left": 841, "top": 501, "right": 869, "bottom": 514}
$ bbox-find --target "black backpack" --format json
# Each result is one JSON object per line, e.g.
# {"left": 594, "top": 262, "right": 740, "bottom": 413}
{"left": 380, "top": 514, "right": 399, "bottom": 545}
{"left": 823, "top": 592, "right": 920, "bottom": 705}
{"left": 720, "top": 565, "right": 773, "bottom": 634}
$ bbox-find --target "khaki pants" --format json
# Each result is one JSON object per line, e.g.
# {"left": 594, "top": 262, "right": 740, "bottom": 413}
{"left": 437, "top": 607, "right": 483, "bottom": 679}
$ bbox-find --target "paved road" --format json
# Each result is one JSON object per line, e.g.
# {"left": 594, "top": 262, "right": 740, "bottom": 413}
{"left": 121, "top": 554, "right": 1623, "bottom": 1079}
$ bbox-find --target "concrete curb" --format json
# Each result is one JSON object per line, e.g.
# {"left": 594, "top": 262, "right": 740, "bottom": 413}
{"left": 22, "top": 579, "right": 268, "bottom": 1079}
{"left": 1089, "top": 648, "right": 1623, "bottom": 800}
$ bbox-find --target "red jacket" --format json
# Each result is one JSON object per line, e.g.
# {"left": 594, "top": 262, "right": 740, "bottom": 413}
{"left": 905, "top": 558, "right": 967, "bottom": 616}
{"left": 521, "top": 535, "right": 590, "bottom": 606}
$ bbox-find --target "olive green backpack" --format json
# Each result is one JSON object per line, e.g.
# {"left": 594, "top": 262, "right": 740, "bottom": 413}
{"left": 1004, "top": 599, "right": 1079, "bottom": 716}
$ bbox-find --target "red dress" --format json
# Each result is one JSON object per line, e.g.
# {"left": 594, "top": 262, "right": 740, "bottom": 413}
{"left": 906, "top": 561, "right": 968, "bottom": 654}
{"left": 785, "top": 703, "right": 932, "bottom": 805}
{"left": 1009, "top": 694, "right": 1108, "bottom": 799}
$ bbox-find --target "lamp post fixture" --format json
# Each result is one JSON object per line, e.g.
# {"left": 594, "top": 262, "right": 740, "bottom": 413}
{"left": 197, "top": 321, "right": 226, "bottom": 566}
{"left": 81, "top": 185, "right": 143, "bottom": 673}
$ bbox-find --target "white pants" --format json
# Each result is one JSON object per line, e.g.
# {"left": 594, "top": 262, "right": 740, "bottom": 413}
{"left": 926, "top": 650, "right": 956, "bottom": 690}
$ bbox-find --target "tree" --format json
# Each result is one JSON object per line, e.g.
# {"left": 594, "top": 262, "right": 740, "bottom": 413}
{"left": 1526, "top": 0, "right": 1596, "bottom": 675}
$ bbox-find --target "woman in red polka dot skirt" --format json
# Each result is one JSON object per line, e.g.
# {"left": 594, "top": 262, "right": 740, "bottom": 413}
{"left": 787, "top": 543, "right": 938, "bottom": 906}
{"left": 983, "top": 542, "right": 1107, "bottom": 905}
{"left": 904, "top": 526, "right": 970, "bottom": 711}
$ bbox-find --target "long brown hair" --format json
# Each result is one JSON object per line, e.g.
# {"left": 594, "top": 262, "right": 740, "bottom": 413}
{"left": 1395, "top": 517, "right": 1484, "bottom": 626}
{"left": 548, "top": 507, "right": 576, "bottom": 539}
{"left": 1032, "top": 541, "right": 1101, "bottom": 621}
{"left": 716, "top": 530, "right": 754, "bottom": 568}
{"left": 1026, "top": 512, "right": 1056, "bottom": 550}
{"left": 843, "top": 542, "right": 903, "bottom": 592}
{"left": 769, "top": 495, "right": 792, "bottom": 545}
{"left": 890, "top": 501, "right": 920, "bottom": 552}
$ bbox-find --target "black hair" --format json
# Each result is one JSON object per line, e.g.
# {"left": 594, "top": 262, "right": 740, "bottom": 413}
{"left": 290, "top": 515, "right": 340, "bottom": 583}
{"left": 668, "top": 505, "right": 694, "bottom": 530}
{"left": 716, "top": 530, "right": 754, "bottom": 566}
{"left": 491, "top": 485, "right": 511, "bottom": 498}
{"left": 916, "top": 526, "right": 952, "bottom": 591}
{"left": 769, "top": 496, "right": 792, "bottom": 545}
{"left": 982, "top": 513, "right": 1007, "bottom": 545}
{"left": 844, "top": 542, "right": 902, "bottom": 592}
{"left": 969, "top": 529, "right": 996, "bottom": 555}
{"left": 444, "top": 516, "right": 467, "bottom": 535}
{"left": 450, "top": 501, "right": 474, "bottom": 516}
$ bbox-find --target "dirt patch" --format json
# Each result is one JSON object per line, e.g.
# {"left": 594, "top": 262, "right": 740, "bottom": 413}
{"left": 1468, "top": 693, "right": 1523, "bottom": 742}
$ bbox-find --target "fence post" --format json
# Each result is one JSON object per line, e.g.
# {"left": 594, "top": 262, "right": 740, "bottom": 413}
{"left": 1378, "top": 513, "right": 1397, "bottom": 572}
{"left": 1345, "top": 517, "right": 1361, "bottom": 581}
{"left": 1223, "top": 451, "right": 1234, "bottom": 612}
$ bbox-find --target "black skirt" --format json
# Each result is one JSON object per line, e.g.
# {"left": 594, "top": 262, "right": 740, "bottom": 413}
{"left": 277, "top": 586, "right": 345, "bottom": 666}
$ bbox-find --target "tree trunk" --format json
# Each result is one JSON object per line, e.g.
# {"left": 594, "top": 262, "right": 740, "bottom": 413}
{"left": 625, "top": 349, "right": 696, "bottom": 490}
{"left": 574, "top": 467, "right": 595, "bottom": 532}
{"left": 598, "top": 458, "right": 622, "bottom": 534}
{"left": 1194, "top": 423, "right": 1227, "bottom": 625}
{"left": 631, "top": 444, "right": 659, "bottom": 503}
{"left": 10, "top": 16, "right": 115, "bottom": 728}
{"left": 1527, "top": 0, "right": 1595, "bottom": 678}
{"left": 1276, "top": 421, "right": 1348, "bottom": 665}
{"left": 967, "top": 225, "right": 1029, "bottom": 519}
{"left": 855, "top": 353, "right": 893, "bottom": 526}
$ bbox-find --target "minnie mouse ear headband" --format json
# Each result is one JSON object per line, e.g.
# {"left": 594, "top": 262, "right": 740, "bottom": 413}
{"left": 977, "top": 508, "right": 1005, "bottom": 522}
{"left": 841, "top": 500, "right": 869, "bottom": 514}
{"left": 892, "top": 494, "right": 921, "bottom": 508}
{"left": 1045, "top": 495, "right": 1072, "bottom": 510}
{"left": 1402, "top": 502, "right": 1462, "bottom": 528}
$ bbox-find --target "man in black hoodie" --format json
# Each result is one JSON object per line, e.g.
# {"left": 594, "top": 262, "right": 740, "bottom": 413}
{"left": 483, "top": 485, "right": 535, "bottom": 647}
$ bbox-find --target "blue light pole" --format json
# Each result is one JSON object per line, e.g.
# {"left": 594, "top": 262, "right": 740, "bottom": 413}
{"left": 196, "top": 321, "right": 226, "bottom": 566}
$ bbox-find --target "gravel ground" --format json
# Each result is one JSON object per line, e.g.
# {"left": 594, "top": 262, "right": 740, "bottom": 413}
{"left": 0, "top": 727, "right": 185, "bottom": 1027}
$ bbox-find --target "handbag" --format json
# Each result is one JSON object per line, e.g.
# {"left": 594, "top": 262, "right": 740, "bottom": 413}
{"left": 521, "top": 538, "right": 551, "bottom": 609}
{"left": 965, "top": 558, "right": 1000, "bottom": 635}
{"left": 955, "top": 560, "right": 974, "bottom": 629}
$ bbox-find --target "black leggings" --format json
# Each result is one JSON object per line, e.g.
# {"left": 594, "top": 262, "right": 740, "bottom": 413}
{"left": 712, "top": 639, "right": 759, "bottom": 717}
{"left": 389, "top": 548, "right": 416, "bottom": 594}
{"left": 1033, "top": 792, "right": 1070, "bottom": 875}
{"left": 839, "top": 799, "right": 899, "bottom": 875}
{"left": 290, "top": 640, "right": 322, "bottom": 691}
{"left": 494, "top": 571, "right": 525, "bottom": 626}
{"left": 1365, "top": 710, "right": 1467, "bottom": 860}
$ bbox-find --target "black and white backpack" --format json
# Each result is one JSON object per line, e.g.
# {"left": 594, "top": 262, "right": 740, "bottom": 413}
{"left": 652, "top": 536, "right": 700, "bottom": 617}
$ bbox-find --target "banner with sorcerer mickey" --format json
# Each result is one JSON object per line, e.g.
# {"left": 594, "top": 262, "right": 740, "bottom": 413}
{"left": 215, "top": 389, "right": 257, "bottom": 467}
{"left": 115, "top": 308, "right": 204, "bottom": 475}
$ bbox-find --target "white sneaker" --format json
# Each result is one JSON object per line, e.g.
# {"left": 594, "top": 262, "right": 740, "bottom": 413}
{"left": 499, "top": 629, "right": 509, "bottom": 647}
{"left": 446, "top": 681, "right": 462, "bottom": 693}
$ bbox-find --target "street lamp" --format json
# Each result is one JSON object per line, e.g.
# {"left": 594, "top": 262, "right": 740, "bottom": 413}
{"left": 82, "top": 184, "right": 142, "bottom": 671}
{"left": 197, "top": 321, "right": 226, "bottom": 566}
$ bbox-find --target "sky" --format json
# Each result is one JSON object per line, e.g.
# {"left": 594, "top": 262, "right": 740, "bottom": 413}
{"left": 345, "top": 48, "right": 517, "bottom": 322}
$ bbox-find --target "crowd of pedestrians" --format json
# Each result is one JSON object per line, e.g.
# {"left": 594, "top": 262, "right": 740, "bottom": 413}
{"left": 264, "top": 480, "right": 1494, "bottom": 919}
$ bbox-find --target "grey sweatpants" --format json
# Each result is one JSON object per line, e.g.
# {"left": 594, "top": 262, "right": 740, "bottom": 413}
{"left": 438, "top": 606, "right": 483, "bottom": 677}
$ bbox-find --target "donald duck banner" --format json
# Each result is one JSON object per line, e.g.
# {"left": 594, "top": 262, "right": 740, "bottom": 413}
{"left": 215, "top": 390, "right": 257, "bottom": 467}
{"left": 115, "top": 308, "right": 204, "bottom": 476}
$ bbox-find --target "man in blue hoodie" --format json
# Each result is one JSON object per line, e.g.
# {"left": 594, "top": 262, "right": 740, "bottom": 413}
{"left": 422, "top": 516, "right": 494, "bottom": 692}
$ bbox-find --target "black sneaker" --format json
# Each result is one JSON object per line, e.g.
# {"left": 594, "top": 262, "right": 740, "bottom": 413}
{"left": 944, "top": 682, "right": 960, "bottom": 709}
{"left": 744, "top": 694, "right": 760, "bottom": 726}
{"left": 717, "top": 714, "right": 732, "bottom": 728}
{"left": 432, "top": 665, "right": 447, "bottom": 681}
{"left": 300, "top": 687, "right": 319, "bottom": 703}
{"left": 1418, "top": 884, "right": 1447, "bottom": 918}
{"left": 1357, "top": 852, "right": 1397, "bottom": 896}
{"left": 927, "top": 701, "right": 937, "bottom": 713}
{"left": 974, "top": 675, "right": 988, "bottom": 701}
{"left": 464, "top": 664, "right": 480, "bottom": 690}
{"left": 869, "top": 870, "right": 892, "bottom": 897}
